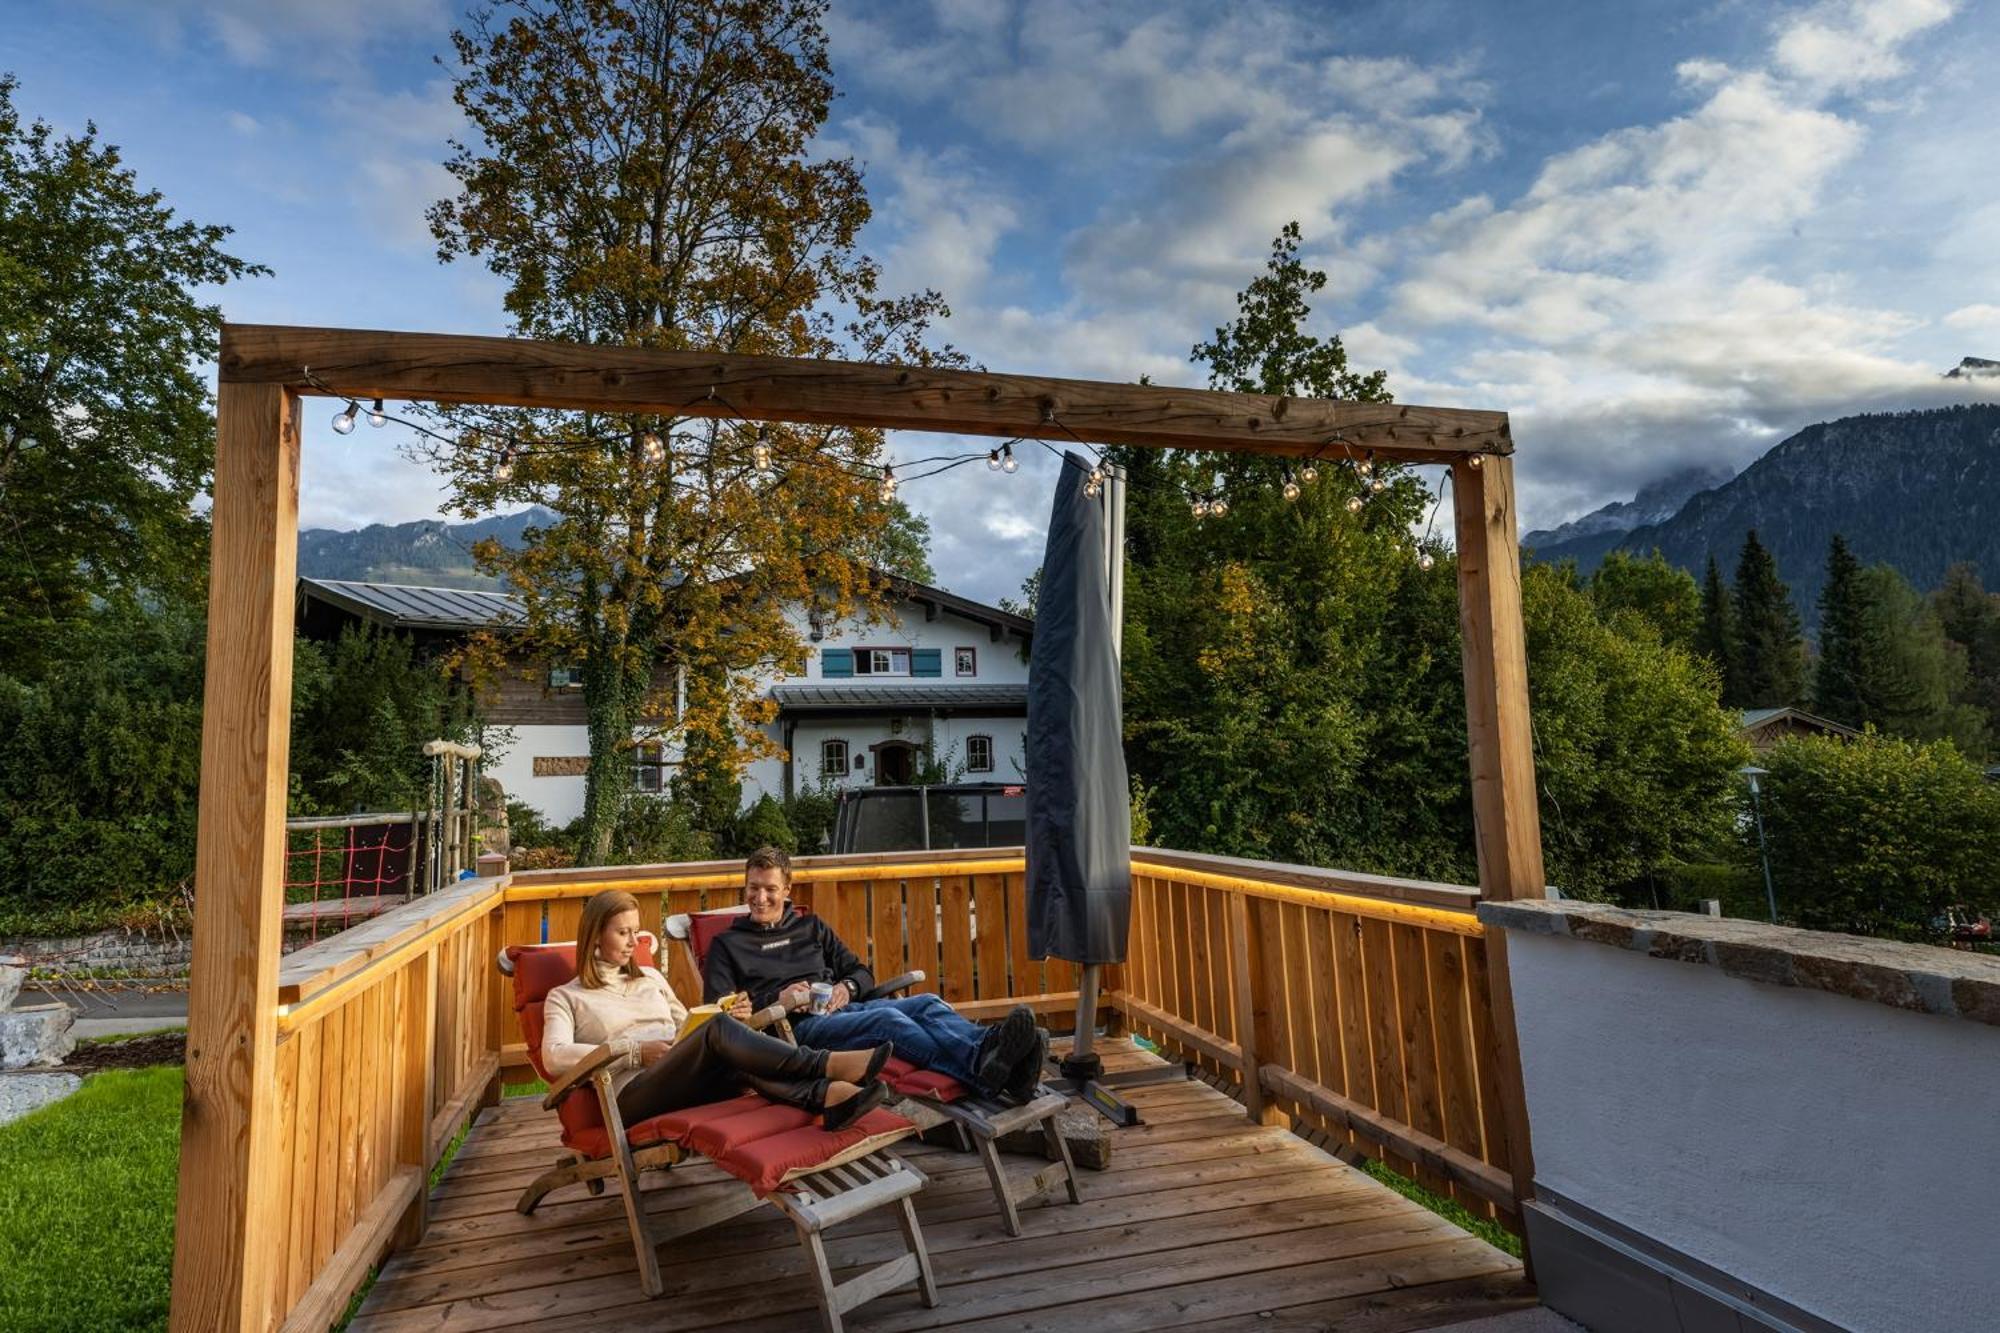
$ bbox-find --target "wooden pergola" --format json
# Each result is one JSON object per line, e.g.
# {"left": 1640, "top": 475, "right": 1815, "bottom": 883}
{"left": 173, "top": 324, "right": 1546, "bottom": 1331}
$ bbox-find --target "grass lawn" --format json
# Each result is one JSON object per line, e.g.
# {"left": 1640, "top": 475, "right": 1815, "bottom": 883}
{"left": 0, "top": 1066, "right": 182, "bottom": 1333}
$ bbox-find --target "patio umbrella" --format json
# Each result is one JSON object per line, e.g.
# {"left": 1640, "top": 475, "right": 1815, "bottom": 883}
{"left": 1025, "top": 451, "right": 1130, "bottom": 965}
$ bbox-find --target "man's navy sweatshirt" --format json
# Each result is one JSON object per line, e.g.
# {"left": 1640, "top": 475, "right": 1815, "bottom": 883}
{"left": 700, "top": 907, "right": 875, "bottom": 1010}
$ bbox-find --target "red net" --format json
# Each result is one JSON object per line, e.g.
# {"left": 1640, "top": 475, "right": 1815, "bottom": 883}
{"left": 283, "top": 821, "right": 418, "bottom": 943}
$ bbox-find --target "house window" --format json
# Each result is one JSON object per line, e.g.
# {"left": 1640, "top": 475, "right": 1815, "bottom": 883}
{"left": 633, "top": 742, "right": 668, "bottom": 792}
{"left": 820, "top": 739, "right": 848, "bottom": 779}
{"left": 955, "top": 646, "right": 977, "bottom": 676}
{"left": 852, "top": 647, "right": 911, "bottom": 676}
{"left": 548, "top": 664, "right": 583, "bottom": 689}
{"left": 966, "top": 735, "right": 994, "bottom": 773}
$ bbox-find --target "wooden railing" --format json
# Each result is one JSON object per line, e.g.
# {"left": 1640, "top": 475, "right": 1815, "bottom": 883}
{"left": 1118, "top": 848, "right": 1520, "bottom": 1230}
{"left": 260, "top": 873, "right": 506, "bottom": 1333}
{"left": 229, "top": 844, "right": 1521, "bottom": 1330}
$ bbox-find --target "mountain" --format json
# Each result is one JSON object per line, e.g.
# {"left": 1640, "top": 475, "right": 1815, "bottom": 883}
{"left": 1527, "top": 404, "right": 2000, "bottom": 631}
{"left": 296, "top": 507, "right": 553, "bottom": 588}
{"left": 1522, "top": 464, "right": 1734, "bottom": 565}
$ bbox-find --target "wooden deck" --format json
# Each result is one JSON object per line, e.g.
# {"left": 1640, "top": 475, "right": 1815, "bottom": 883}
{"left": 349, "top": 1039, "right": 1533, "bottom": 1332}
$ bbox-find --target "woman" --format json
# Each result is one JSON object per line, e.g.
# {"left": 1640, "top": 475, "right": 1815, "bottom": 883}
{"left": 542, "top": 889, "right": 893, "bottom": 1132}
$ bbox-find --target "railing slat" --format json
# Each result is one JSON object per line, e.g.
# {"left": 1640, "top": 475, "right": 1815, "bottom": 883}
{"left": 286, "top": 1019, "right": 321, "bottom": 1310}
{"left": 939, "top": 876, "right": 974, "bottom": 1004}
{"left": 971, "top": 874, "right": 1008, "bottom": 1001}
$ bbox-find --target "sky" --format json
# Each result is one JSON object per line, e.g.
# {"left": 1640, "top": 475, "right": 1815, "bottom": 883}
{"left": 7, "top": 0, "right": 2000, "bottom": 606}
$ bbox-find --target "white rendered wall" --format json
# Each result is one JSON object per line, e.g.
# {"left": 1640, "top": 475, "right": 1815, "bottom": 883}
{"left": 1507, "top": 932, "right": 2000, "bottom": 1333}
{"left": 484, "top": 723, "right": 589, "bottom": 826}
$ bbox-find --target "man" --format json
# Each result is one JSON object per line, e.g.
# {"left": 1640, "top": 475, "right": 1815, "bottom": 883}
{"left": 704, "top": 846, "right": 1046, "bottom": 1100}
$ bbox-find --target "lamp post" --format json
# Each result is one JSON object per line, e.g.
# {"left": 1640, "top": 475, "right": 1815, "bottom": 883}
{"left": 1739, "top": 764, "right": 1777, "bottom": 923}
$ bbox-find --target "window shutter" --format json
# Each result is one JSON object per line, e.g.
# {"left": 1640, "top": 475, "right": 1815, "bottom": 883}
{"left": 911, "top": 648, "right": 942, "bottom": 678}
{"left": 821, "top": 648, "right": 854, "bottom": 678}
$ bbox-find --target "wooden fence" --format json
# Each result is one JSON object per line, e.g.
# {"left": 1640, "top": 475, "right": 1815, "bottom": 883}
{"left": 1116, "top": 849, "right": 1520, "bottom": 1229}
{"left": 230, "top": 844, "right": 1518, "bottom": 1331}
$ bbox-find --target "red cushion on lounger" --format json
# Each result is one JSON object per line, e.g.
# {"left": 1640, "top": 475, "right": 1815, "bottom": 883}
{"left": 879, "top": 1056, "right": 969, "bottom": 1103}
{"left": 697, "top": 1108, "right": 914, "bottom": 1196}
{"left": 684, "top": 903, "right": 814, "bottom": 974}
{"left": 503, "top": 937, "right": 658, "bottom": 1154}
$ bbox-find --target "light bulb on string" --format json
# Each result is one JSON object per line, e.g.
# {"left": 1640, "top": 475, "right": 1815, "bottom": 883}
{"left": 878, "top": 465, "right": 898, "bottom": 503}
{"left": 1355, "top": 456, "right": 1373, "bottom": 478}
{"left": 1210, "top": 495, "right": 1229, "bottom": 518}
{"left": 1191, "top": 497, "right": 1209, "bottom": 518}
{"left": 332, "top": 401, "right": 359, "bottom": 435}
{"left": 1282, "top": 478, "right": 1301, "bottom": 502}
{"left": 986, "top": 448, "right": 1002, "bottom": 471}
{"left": 367, "top": 398, "right": 387, "bottom": 429}
{"left": 753, "top": 427, "right": 772, "bottom": 473}
{"left": 1369, "top": 474, "right": 1388, "bottom": 494}
{"left": 1001, "top": 443, "right": 1019, "bottom": 474}
{"left": 1300, "top": 463, "right": 1319, "bottom": 484}
{"left": 1418, "top": 551, "right": 1436, "bottom": 571}
{"left": 494, "top": 448, "right": 515, "bottom": 482}
{"left": 1345, "top": 494, "right": 1365, "bottom": 514}
{"left": 1468, "top": 454, "right": 1485, "bottom": 469}
{"left": 641, "top": 431, "right": 665, "bottom": 464}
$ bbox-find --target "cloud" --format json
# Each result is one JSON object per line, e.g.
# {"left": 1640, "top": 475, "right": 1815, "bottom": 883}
{"left": 107, "top": 0, "right": 448, "bottom": 65}
{"left": 1944, "top": 303, "right": 2000, "bottom": 331}
{"left": 1771, "top": 0, "right": 1957, "bottom": 94}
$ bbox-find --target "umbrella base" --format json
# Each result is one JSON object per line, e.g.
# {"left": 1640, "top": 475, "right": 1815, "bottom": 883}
{"left": 1047, "top": 1061, "right": 1194, "bottom": 1127}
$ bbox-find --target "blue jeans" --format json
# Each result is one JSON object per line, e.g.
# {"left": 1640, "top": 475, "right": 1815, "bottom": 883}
{"left": 791, "top": 993, "right": 985, "bottom": 1087}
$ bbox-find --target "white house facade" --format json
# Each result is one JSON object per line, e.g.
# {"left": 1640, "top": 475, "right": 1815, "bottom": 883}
{"left": 296, "top": 575, "right": 1032, "bottom": 830}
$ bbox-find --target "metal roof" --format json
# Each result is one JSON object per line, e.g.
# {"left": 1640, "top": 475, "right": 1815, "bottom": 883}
{"left": 770, "top": 683, "right": 1028, "bottom": 712}
{"left": 298, "top": 577, "right": 524, "bottom": 631}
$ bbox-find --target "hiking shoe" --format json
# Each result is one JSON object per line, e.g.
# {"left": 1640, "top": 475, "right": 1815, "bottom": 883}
{"left": 1003, "top": 1028, "right": 1049, "bottom": 1104}
{"left": 973, "top": 1005, "right": 1037, "bottom": 1095}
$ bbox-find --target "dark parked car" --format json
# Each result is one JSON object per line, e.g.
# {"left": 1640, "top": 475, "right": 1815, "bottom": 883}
{"left": 829, "top": 783, "right": 1026, "bottom": 854}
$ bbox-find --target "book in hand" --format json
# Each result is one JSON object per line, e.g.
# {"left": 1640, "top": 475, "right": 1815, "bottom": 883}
{"left": 680, "top": 993, "right": 746, "bottom": 1038}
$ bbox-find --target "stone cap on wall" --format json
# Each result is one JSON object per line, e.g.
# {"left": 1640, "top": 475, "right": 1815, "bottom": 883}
{"left": 1477, "top": 899, "right": 2000, "bottom": 1029}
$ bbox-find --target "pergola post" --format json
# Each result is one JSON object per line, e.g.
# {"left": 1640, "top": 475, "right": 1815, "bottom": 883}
{"left": 1451, "top": 452, "right": 1544, "bottom": 1261}
{"left": 169, "top": 383, "right": 300, "bottom": 1333}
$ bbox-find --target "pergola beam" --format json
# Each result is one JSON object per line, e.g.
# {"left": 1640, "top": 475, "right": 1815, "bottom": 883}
{"left": 219, "top": 324, "right": 1510, "bottom": 463}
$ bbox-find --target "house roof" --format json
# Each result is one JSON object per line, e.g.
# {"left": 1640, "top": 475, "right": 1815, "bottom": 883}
{"left": 298, "top": 577, "right": 524, "bottom": 631}
{"left": 1737, "top": 707, "right": 1861, "bottom": 738}
{"left": 771, "top": 683, "right": 1029, "bottom": 713}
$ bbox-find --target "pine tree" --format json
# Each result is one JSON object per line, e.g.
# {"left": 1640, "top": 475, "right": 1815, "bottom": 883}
{"left": 1695, "top": 556, "right": 1742, "bottom": 704}
{"left": 1813, "top": 534, "right": 1867, "bottom": 725}
{"left": 1732, "top": 530, "right": 1804, "bottom": 708}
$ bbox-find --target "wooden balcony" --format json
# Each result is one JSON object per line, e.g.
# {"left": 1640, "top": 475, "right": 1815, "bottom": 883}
{"left": 256, "top": 847, "right": 1533, "bottom": 1332}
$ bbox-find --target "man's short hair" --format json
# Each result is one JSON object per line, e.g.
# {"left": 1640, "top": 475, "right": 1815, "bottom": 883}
{"left": 744, "top": 845, "right": 793, "bottom": 885}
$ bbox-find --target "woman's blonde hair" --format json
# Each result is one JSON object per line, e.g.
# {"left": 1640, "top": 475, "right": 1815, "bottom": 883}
{"left": 576, "top": 889, "right": 643, "bottom": 989}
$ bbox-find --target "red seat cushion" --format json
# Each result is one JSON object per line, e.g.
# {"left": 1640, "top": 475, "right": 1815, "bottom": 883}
{"left": 505, "top": 937, "right": 657, "bottom": 1154}
{"left": 879, "top": 1056, "right": 969, "bottom": 1103}
{"left": 563, "top": 1091, "right": 914, "bottom": 1196}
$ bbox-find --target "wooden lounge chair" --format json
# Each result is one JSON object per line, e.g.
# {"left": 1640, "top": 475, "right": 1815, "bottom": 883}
{"left": 499, "top": 934, "right": 940, "bottom": 1332}
{"left": 667, "top": 905, "right": 1082, "bottom": 1236}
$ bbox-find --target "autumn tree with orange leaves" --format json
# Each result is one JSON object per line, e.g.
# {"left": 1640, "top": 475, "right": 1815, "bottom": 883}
{"left": 428, "top": 0, "right": 956, "bottom": 860}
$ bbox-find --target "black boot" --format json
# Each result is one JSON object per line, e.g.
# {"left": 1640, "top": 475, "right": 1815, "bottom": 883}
{"left": 1003, "top": 1028, "right": 1049, "bottom": 1104}
{"left": 822, "top": 1079, "right": 891, "bottom": 1131}
{"left": 973, "top": 1005, "right": 1037, "bottom": 1095}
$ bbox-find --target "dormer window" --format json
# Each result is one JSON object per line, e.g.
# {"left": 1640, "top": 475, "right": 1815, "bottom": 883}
{"left": 955, "top": 646, "right": 977, "bottom": 676}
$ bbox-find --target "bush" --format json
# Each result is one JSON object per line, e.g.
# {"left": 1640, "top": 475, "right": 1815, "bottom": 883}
{"left": 738, "top": 794, "right": 795, "bottom": 854}
{"left": 780, "top": 784, "right": 837, "bottom": 855}
{"left": 1747, "top": 733, "right": 2000, "bottom": 939}
{"left": 608, "top": 793, "right": 714, "bottom": 865}
{"left": 504, "top": 799, "right": 568, "bottom": 851}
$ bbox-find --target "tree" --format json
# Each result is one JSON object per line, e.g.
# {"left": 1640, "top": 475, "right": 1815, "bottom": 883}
{"left": 1117, "top": 223, "right": 1744, "bottom": 894}
{"left": 1589, "top": 549, "right": 1699, "bottom": 652}
{"left": 289, "top": 624, "right": 479, "bottom": 815}
{"left": 1931, "top": 562, "right": 2000, "bottom": 748}
{"left": 1813, "top": 533, "right": 1867, "bottom": 726}
{"left": 428, "top": 1, "right": 957, "bottom": 862}
{"left": 1846, "top": 565, "right": 1978, "bottom": 748}
{"left": 1748, "top": 733, "right": 2000, "bottom": 939}
{"left": 1731, "top": 530, "right": 1803, "bottom": 708}
{"left": 0, "top": 75, "right": 266, "bottom": 671}
{"left": 1695, "top": 555, "right": 1741, "bottom": 702}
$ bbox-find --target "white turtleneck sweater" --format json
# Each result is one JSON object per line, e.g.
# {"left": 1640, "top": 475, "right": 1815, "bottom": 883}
{"left": 541, "top": 961, "right": 689, "bottom": 1087}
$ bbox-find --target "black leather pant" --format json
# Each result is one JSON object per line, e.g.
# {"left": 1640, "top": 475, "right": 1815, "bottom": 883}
{"left": 614, "top": 1014, "right": 830, "bottom": 1125}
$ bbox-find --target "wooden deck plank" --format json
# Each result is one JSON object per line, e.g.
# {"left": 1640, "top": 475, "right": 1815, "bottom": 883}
{"left": 350, "top": 1039, "right": 1527, "bottom": 1333}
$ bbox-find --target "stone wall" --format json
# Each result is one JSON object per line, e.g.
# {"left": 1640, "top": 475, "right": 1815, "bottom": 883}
{"left": 0, "top": 928, "right": 195, "bottom": 980}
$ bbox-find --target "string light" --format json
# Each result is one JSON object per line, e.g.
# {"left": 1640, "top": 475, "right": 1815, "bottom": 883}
{"left": 640, "top": 431, "right": 665, "bottom": 464}
{"left": 367, "top": 398, "right": 387, "bottom": 429}
{"left": 1209, "top": 495, "right": 1229, "bottom": 517}
{"left": 1418, "top": 552, "right": 1436, "bottom": 571}
{"left": 1299, "top": 463, "right": 1319, "bottom": 484}
{"left": 1346, "top": 494, "right": 1365, "bottom": 514}
{"left": 494, "top": 448, "right": 515, "bottom": 482}
{"left": 1083, "top": 463, "right": 1105, "bottom": 499}
{"left": 878, "top": 464, "right": 898, "bottom": 503}
{"left": 1468, "top": 454, "right": 1485, "bottom": 469}
{"left": 1001, "top": 442, "right": 1019, "bottom": 474}
{"left": 987, "top": 448, "right": 1002, "bottom": 471}
{"left": 753, "top": 427, "right": 772, "bottom": 473}
{"left": 1369, "top": 474, "right": 1389, "bottom": 494}
{"left": 1282, "top": 478, "right": 1301, "bottom": 502}
{"left": 331, "top": 401, "right": 359, "bottom": 435}
{"left": 1355, "top": 455, "right": 1374, "bottom": 478}
{"left": 1191, "top": 497, "right": 1209, "bottom": 518}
